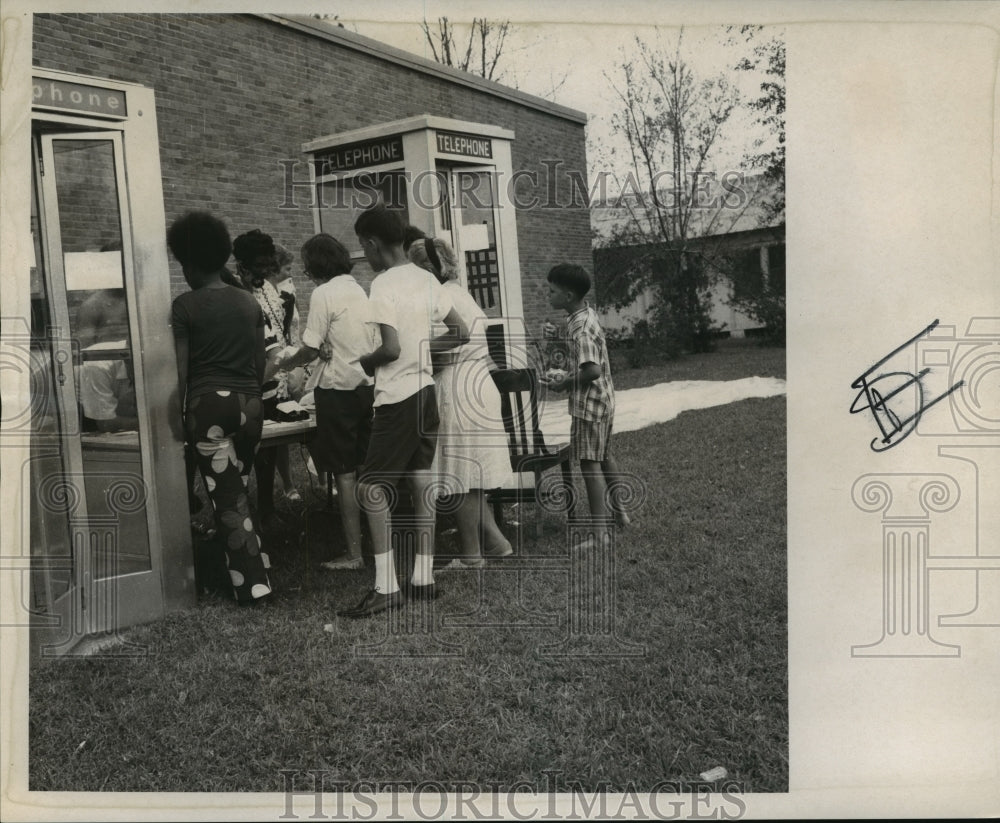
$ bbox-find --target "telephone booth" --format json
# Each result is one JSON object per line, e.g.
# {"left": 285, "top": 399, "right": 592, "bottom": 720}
{"left": 303, "top": 115, "right": 531, "bottom": 368}
{"left": 25, "top": 69, "right": 193, "bottom": 654}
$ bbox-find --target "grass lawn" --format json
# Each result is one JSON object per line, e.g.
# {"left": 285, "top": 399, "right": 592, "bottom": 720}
{"left": 28, "top": 340, "right": 787, "bottom": 794}
{"left": 610, "top": 337, "right": 786, "bottom": 390}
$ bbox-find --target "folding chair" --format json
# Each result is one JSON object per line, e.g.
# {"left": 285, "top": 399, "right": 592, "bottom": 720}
{"left": 487, "top": 368, "right": 575, "bottom": 538}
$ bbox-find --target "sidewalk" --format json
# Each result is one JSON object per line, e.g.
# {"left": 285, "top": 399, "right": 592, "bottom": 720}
{"left": 538, "top": 376, "right": 787, "bottom": 442}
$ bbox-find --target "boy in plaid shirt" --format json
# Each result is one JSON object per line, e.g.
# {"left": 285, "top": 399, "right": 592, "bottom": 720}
{"left": 541, "top": 264, "right": 629, "bottom": 536}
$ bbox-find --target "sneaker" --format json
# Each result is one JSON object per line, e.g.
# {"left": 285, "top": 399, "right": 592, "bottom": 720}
{"left": 285, "top": 488, "right": 302, "bottom": 503}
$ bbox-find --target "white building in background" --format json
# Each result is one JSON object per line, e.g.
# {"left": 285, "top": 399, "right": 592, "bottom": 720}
{"left": 590, "top": 172, "right": 785, "bottom": 340}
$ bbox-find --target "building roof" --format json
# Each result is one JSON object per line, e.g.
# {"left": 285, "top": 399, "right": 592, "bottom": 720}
{"left": 589, "top": 171, "right": 784, "bottom": 245}
{"left": 260, "top": 14, "right": 588, "bottom": 126}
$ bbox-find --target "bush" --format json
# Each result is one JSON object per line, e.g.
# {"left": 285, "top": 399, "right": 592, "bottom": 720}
{"left": 604, "top": 327, "right": 631, "bottom": 350}
{"left": 730, "top": 290, "right": 785, "bottom": 347}
{"left": 617, "top": 318, "right": 683, "bottom": 369}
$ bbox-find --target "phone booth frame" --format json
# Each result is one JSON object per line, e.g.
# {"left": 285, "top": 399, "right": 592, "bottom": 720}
{"left": 22, "top": 69, "right": 194, "bottom": 654}
{"left": 303, "top": 115, "right": 530, "bottom": 367}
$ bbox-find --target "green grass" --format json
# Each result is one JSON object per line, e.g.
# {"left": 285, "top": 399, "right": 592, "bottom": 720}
{"left": 610, "top": 337, "right": 786, "bottom": 390}
{"left": 28, "top": 344, "right": 787, "bottom": 794}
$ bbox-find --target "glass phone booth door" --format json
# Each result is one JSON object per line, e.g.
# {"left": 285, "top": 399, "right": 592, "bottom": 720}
{"left": 440, "top": 166, "right": 504, "bottom": 318}
{"left": 438, "top": 164, "right": 522, "bottom": 369}
{"left": 30, "top": 130, "right": 162, "bottom": 653}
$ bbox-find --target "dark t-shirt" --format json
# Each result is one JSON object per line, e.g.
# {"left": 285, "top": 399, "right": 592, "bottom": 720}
{"left": 171, "top": 285, "right": 264, "bottom": 399}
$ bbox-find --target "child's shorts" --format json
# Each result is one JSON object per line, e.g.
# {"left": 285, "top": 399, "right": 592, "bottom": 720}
{"left": 312, "top": 384, "right": 375, "bottom": 476}
{"left": 571, "top": 411, "right": 613, "bottom": 462}
{"left": 358, "top": 385, "right": 439, "bottom": 487}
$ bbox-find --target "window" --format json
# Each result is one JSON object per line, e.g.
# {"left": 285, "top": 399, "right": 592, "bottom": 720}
{"left": 316, "top": 170, "right": 409, "bottom": 259}
{"left": 767, "top": 243, "right": 786, "bottom": 296}
{"left": 731, "top": 247, "right": 764, "bottom": 300}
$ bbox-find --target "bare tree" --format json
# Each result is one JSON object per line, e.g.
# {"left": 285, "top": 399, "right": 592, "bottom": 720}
{"left": 597, "top": 30, "right": 747, "bottom": 353}
{"left": 421, "top": 17, "right": 512, "bottom": 81}
{"left": 310, "top": 14, "right": 345, "bottom": 28}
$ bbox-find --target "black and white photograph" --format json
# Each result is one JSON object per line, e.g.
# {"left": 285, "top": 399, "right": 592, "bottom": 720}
{"left": 1, "top": 1, "right": 997, "bottom": 820}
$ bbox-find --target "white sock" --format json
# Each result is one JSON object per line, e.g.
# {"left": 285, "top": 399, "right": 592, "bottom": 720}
{"left": 411, "top": 552, "right": 435, "bottom": 587}
{"left": 373, "top": 551, "right": 400, "bottom": 594}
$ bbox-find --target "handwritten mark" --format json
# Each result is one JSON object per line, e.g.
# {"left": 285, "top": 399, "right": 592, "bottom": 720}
{"left": 850, "top": 319, "right": 964, "bottom": 452}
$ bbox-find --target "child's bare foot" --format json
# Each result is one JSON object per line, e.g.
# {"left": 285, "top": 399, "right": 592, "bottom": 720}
{"left": 321, "top": 556, "right": 364, "bottom": 571}
{"left": 437, "top": 556, "right": 487, "bottom": 571}
{"left": 614, "top": 511, "right": 631, "bottom": 530}
{"left": 577, "top": 533, "right": 613, "bottom": 551}
{"left": 484, "top": 538, "right": 513, "bottom": 558}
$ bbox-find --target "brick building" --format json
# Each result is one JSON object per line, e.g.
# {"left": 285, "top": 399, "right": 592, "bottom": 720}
{"left": 23, "top": 12, "right": 590, "bottom": 648}
{"left": 32, "top": 13, "right": 591, "bottom": 332}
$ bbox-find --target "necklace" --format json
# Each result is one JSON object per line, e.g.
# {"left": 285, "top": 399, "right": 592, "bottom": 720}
{"left": 255, "top": 281, "right": 287, "bottom": 346}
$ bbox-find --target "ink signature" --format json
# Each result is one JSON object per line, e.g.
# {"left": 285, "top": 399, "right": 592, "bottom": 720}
{"left": 850, "top": 319, "right": 964, "bottom": 452}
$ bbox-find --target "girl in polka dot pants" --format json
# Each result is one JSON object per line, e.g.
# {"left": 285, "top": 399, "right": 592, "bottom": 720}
{"left": 184, "top": 390, "right": 271, "bottom": 604}
{"left": 168, "top": 211, "right": 273, "bottom": 606}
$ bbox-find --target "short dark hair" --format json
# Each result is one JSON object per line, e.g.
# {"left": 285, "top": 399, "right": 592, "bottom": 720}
{"left": 354, "top": 205, "right": 404, "bottom": 246}
{"left": 166, "top": 211, "right": 232, "bottom": 274}
{"left": 301, "top": 233, "right": 353, "bottom": 281}
{"left": 546, "top": 263, "right": 591, "bottom": 298}
{"left": 402, "top": 224, "right": 426, "bottom": 252}
{"left": 232, "top": 228, "right": 276, "bottom": 266}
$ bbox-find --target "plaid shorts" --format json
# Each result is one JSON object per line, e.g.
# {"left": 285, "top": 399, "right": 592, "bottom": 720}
{"left": 571, "top": 411, "right": 613, "bottom": 462}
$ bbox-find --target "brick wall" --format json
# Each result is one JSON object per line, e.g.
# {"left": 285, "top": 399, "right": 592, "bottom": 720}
{"left": 32, "top": 13, "right": 591, "bottom": 337}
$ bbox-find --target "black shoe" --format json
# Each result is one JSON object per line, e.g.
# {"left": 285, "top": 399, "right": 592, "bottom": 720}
{"left": 337, "top": 588, "right": 403, "bottom": 618}
{"left": 405, "top": 581, "right": 439, "bottom": 602}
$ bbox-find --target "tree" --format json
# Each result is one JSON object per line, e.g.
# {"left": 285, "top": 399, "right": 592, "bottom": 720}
{"left": 597, "top": 30, "right": 744, "bottom": 353}
{"left": 310, "top": 14, "right": 345, "bottom": 28}
{"left": 734, "top": 26, "right": 785, "bottom": 223}
{"left": 724, "top": 27, "right": 786, "bottom": 344}
{"left": 421, "top": 17, "right": 512, "bottom": 82}
{"left": 417, "top": 18, "right": 569, "bottom": 102}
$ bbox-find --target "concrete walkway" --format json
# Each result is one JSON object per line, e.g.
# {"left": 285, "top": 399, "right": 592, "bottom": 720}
{"left": 539, "top": 376, "right": 787, "bottom": 442}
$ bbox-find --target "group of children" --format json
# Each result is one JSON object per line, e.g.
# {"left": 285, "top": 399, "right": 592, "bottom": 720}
{"left": 168, "top": 204, "right": 624, "bottom": 615}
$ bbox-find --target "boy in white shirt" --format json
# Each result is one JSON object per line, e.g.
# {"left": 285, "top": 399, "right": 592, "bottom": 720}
{"left": 338, "top": 206, "right": 468, "bottom": 618}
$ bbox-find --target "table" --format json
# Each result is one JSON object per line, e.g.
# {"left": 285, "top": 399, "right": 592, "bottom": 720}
{"left": 256, "top": 417, "right": 319, "bottom": 520}
{"left": 259, "top": 417, "right": 316, "bottom": 447}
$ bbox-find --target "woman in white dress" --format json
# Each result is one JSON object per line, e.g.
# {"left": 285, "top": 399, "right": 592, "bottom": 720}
{"left": 407, "top": 235, "right": 513, "bottom": 568}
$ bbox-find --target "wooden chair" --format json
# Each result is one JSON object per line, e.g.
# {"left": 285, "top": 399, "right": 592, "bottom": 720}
{"left": 487, "top": 368, "right": 575, "bottom": 538}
